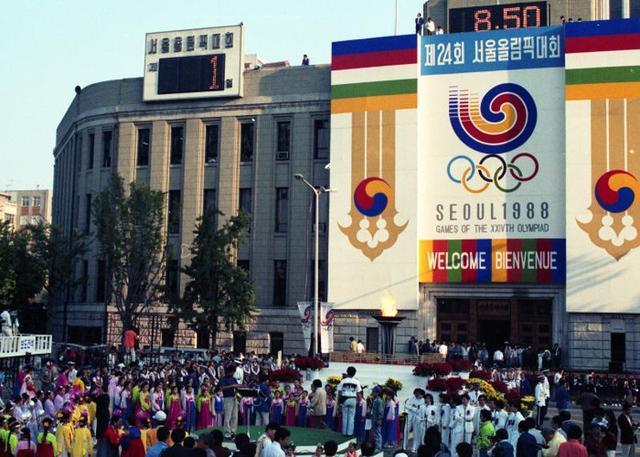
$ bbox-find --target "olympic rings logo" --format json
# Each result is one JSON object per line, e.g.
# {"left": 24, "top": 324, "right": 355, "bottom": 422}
{"left": 446, "top": 152, "right": 539, "bottom": 193}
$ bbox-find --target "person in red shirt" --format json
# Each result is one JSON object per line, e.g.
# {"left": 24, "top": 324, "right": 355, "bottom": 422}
{"left": 98, "top": 416, "right": 122, "bottom": 457}
{"left": 557, "top": 424, "right": 588, "bottom": 457}
{"left": 123, "top": 328, "right": 138, "bottom": 363}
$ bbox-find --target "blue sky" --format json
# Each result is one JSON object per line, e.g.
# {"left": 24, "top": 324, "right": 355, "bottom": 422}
{"left": 0, "top": 0, "right": 422, "bottom": 190}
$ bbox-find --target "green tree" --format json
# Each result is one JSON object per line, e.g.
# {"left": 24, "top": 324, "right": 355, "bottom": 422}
{"left": 175, "top": 209, "right": 255, "bottom": 349}
{"left": 93, "top": 175, "right": 166, "bottom": 331}
{"left": 0, "top": 222, "right": 18, "bottom": 308}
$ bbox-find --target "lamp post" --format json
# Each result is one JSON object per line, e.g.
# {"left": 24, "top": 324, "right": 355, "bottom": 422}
{"left": 294, "top": 173, "right": 333, "bottom": 357}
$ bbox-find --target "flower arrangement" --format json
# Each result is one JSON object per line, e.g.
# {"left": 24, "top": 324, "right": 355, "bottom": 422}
{"left": 269, "top": 367, "right": 302, "bottom": 383}
{"left": 427, "top": 376, "right": 465, "bottom": 393}
{"left": 466, "top": 378, "right": 502, "bottom": 402}
{"left": 326, "top": 375, "right": 342, "bottom": 388}
{"left": 450, "top": 359, "right": 473, "bottom": 372}
{"left": 469, "top": 369, "right": 492, "bottom": 380}
{"left": 385, "top": 378, "right": 403, "bottom": 392}
{"left": 490, "top": 380, "right": 509, "bottom": 394}
{"left": 413, "top": 362, "right": 453, "bottom": 377}
{"left": 294, "top": 356, "right": 325, "bottom": 370}
{"left": 426, "top": 378, "right": 449, "bottom": 391}
{"left": 504, "top": 389, "right": 522, "bottom": 405}
{"left": 520, "top": 396, "right": 535, "bottom": 415}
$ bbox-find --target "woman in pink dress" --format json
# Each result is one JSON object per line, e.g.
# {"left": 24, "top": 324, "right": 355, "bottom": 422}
{"left": 284, "top": 388, "right": 297, "bottom": 426}
{"left": 166, "top": 386, "right": 182, "bottom": 429}
{"left": 196, "top": 386, "right": 213, "bottom": 429}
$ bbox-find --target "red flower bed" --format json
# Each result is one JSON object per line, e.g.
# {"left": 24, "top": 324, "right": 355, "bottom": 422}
{"left": 414, "top": 362, "right": 453, "bottom": 377}
{"left": 269, "top": 367, "right": 302, "bottom": 383}
{"left": 451, "top": 359, "right": 473, "bottom": 372}
{"left": 505, "top": 389, "right": 522, "bottom": 405}
{"left": 427, "top": 376, "right": 466, "bottom": 393}
{"left": 490, "top": 380, "right": 509, "bottom": 394}
{"left": 294, "top": 356, "right": 325, "bottom": 370}
{"left": 470, "top": 369, "right": 492, "bottom": 380}
{"left": 427, "top": 378, "right": 448, "bottom": 391}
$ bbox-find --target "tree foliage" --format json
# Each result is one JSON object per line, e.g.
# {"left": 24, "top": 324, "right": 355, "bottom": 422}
{"left": 93, "top": 175, "right": 166, "bottom": 330}
{"left": 0, "top": 221, "right": 85, "bottom": 311}
{"left": 174, "top": 209, "right": 255, "bottom": 348}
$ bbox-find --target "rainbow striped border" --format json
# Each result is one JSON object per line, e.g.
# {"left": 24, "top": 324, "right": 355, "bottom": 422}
{"left": 565, "top": 18, "right": 640, "bottom": 100}
{"left": 331, "top": 35, "right": 417, "bottom": 113}
{"left": 419, "top": 239, "right": 566, "bottom": 284}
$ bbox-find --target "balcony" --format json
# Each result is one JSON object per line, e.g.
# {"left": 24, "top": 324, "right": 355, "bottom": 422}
{"left": 0, "top": 334, "right": 52, "bottom": 358}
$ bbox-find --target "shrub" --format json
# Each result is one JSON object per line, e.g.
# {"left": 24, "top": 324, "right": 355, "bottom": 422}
{"left": 445, "top": 377, "right": 466, "bottom": 392}
{"left": 490, "top": 380, "right": 509, "bottom": 394}
{"left": 426, "top": 378, "right": 448, "bottom": 391}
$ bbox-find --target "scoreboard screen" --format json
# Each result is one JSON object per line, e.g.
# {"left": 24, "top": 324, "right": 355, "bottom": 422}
{"left": 448, "top": 1, "right": 548, "bottom": 33}
{"left": 157, "top": 54, "right": 226, "bottom": 95}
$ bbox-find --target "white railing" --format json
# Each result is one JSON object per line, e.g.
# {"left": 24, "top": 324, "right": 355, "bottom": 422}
{"left": 0, "top": 334, "right": 52, "bottom": 358}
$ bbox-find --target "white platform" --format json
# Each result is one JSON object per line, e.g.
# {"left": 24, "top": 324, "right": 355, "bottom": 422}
{"left": 0, "top": 334, "right": 52, "bottom": 358}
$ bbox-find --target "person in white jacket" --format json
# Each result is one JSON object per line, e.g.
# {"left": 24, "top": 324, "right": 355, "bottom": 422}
{"left": 406, "top": 389, "right": 428, "bottom": 452}
{"left": 535, "top": 375, "right": 547, "bottom": 427}
{"left": 492, "top": 399, "right": 509, "bottom": 431}
{"left": 426, "top": 393, "right": 438, "bottom": 429}
{"left": 439, "top": 393, "right": 452, "bottom": 450}
{"left": 462, "top": 394, "right": 476, "bottom": 444}
{"left": 506, "top": 402, "right": 525, "bottom": 448}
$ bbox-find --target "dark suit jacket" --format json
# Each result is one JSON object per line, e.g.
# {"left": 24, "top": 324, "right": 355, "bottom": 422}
{"left": 517, "top": 432, "right": 538, "bottom": 457}
{"left": 618, "top": 413, "right": 635, "bottom": 445}
{"left": 161, "top": 444, "right": 193, "bottom": 457}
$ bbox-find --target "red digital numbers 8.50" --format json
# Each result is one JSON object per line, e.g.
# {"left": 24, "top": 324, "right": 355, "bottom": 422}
{"left": 472, "top": 4, "right": 542, "bottom": 31}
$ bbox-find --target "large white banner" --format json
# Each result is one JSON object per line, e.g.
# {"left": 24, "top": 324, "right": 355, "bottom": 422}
{"left": 418, "top": 27, "right": 566, "bottom": 284}
{"left": 328, "top": 35, "right": 419, "bottom": 310}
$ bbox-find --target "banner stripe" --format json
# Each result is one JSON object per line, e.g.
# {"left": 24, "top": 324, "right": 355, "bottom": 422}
{"left": 565, "top": 34, "right": 640, "bottom": 54}
{"left": 491, "top": 239, "right": 508, "bottom": 283}
{"left": 552, "top": 239, "right": 566, "bottom": 284}
{"left": 331, "top": 93, "right": 417, "bottom": 113}
{"left": 536, "top": 239, "right": 552, "bottom": 283}
{"left": 331, "top": 49, "right": 417, "bottom": 71}
{"left": 565, "top": 50, "right": 640, "bottom": 70}
{"left": 448, "top": 239, "right": 463, "bottom": 283}
{"left": 477, "top": 240, "right": 492, "bottom": 283}
{"left": 461, "top": 239, "right": 477, "bottom": 283}
{"left": 419, "top": 240, "right": 433, "bottom": 283}
{"left": 566, "top": 66, "right": 640, "bottom": 85}
{"left": 565, "top": 81, "right": 640, "bottom": 100}
{"left": 331, "top": 64, "right": 417, "bottom": 85}
{"left": 433, "top": 240, "right": 448, "bottom": 283}
{"left": 565, "top": 19, "right": 640, "bottom": 39}
{"left": 332, "top": 79, "right": 417, "bottom": 99}
{"left": 332, "top": 34, "right": 416, "bottom": 56}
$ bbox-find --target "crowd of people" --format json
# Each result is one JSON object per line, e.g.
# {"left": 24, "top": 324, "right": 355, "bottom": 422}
{"left": 0, "top": 345, "right": 639, "bottom": 457}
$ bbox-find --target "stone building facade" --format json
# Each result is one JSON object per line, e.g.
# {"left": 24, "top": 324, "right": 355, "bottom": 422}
{"left": 53, "top": 63, "right": 331, "bottom": 354}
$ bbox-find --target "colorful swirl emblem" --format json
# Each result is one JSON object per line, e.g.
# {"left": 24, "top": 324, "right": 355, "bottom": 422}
{"left": 353, "top": 177, "right": 391, "bottom": 217}
{"left": 449, "top": 83, "right": 537, "bottom": 154}
{"left": 595, "top": 170, "right": 640, "bottom": 213}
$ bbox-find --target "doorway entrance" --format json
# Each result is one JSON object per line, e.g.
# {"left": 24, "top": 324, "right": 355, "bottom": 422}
{"left": 478, "top": 320, "right": 511, "bottom": 353}
{"left": 436, "top": 297, "right": 552, "bottom": 348}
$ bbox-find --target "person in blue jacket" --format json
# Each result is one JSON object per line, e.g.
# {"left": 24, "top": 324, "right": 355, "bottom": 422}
{"left": 555, "top": 379, "right": 571, "bottom": 413}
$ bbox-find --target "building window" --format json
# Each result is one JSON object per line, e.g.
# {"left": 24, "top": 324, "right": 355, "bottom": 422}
{"left": 205, "top": 124, "right": 219, "bottom": 164}
{"left": 32, "top": 196, "right": 41, "bottom": 208}
{"left": 137, "top": 128, "right": 150, "bottom": 166}
{"left": 81, "top": 260, "right": 88, "bottom": 303}
{"left": 96, "top": 259, "right": 106, "bottom": 302}
{"left": 273, "top": 260, "right": 287, "bottom": 307}
{"left": 85, "top": 194, "right": 92, "bottom": 234}
{"left": 233, "top": 332, "right": 247, "bottom": 353}
{"left": 240, "top": 122, "right": 254, "bottom": 162}
{"left": 102, "top": 131, "right": 112, "bottom": 168}
{"left": 239, "top": 188, "right": 252, "bottom": 215}
{"left": 21, "top": 196, "right": 30, "bottom": 207}
{"left": 168, "top": 190, "right": 181, "bottom": 234}
{"left": 313, "top": 119, "right": 329, "bottom": 159}
{"left": 203, "top": 189, "right": 217, "bottom": 214}
{"left": 275, "top": 187, "right": 289, "bottom": 233}
{"left": 166, "top": 259, "right": 179, "bottom": 302}
{"left": 170, "top": 126, "right": 184, "bottom": 165}
{"left": 269, "top": 332, "right": 284, "bottom": 355}
{"left": 276, "top": 121, "right": 290, "bottom": 160}
{"left": 88, "top": 133, "right": 95, "bottom": 169}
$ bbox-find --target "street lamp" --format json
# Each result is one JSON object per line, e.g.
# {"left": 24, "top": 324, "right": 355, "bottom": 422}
{"left": 294, "top": 173, "right": 334, "bottom": 357}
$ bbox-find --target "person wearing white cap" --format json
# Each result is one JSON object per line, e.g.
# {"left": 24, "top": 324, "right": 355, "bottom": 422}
{"left": 146, "top": 411, "right": 167, "bottom": 447}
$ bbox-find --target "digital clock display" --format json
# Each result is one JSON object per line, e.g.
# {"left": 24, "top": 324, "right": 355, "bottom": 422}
{"left": 449, "top": 2, "right": 548, "bottom": 33}
{"left": 157, "top": 54, "right": 226, "bottom": 95}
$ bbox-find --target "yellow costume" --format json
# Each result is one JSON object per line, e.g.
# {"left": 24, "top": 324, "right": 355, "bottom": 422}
{"left": 55, "top": 422, "right": 74, "bottom": 457}
{"left": 70, "top": 426, "right": 91, "bottom": 457}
